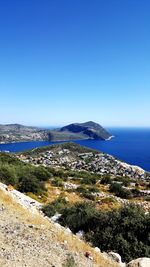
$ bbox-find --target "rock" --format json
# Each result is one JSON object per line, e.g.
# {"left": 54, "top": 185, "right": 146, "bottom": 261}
{"left": 94, "top": 247, "right": 101, "bottom": 253}
{"left": 108, "top": 251, "right": 122, "bottom": 263}
{"left": 126, "top": 257, "right": 150, "bottom": 267}
{"left": 84, "top": 251, "right": 93, "bottom": 260}
{"left": 76, "top": 230, "right": 84, "bottom": 239}
{"left": 51, "top": 213, "right": 62, "bottom": 222}
{"left": 65, "top": 227, "right": 72, "bottom": 234}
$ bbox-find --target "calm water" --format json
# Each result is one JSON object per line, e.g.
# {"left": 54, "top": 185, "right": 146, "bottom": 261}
{"left": 0, "top": 128, "right": 150, "bottom": 172}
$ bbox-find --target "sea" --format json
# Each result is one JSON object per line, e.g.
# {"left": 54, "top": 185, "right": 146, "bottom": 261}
{"left": 0, "top": 128, "right": 150, "bottom": 172}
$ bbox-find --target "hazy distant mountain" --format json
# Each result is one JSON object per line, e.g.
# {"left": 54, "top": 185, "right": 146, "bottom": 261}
{"left": 0, "top": 121, "right": 111, "bottom": 143}
{"left": 0, "top": 124, "right": 48, "bottom": 143}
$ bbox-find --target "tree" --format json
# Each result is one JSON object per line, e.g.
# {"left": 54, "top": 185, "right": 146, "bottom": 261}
{"left": 18, "top": 176, "right": 45, "bottom": 194}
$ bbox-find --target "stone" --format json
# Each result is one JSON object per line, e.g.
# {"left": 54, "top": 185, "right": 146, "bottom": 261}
{"left": 108, "top": 251, "right": 122, "bottom": 263}
{"left": 94, "top": 247, "right": 101, "bottom": 253}
{"left": 126, "top": 257, "right": 150, "bottom": 267}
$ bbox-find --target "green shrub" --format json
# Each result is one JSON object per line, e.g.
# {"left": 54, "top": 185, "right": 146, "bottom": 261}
{"left": 59, "top": 202, "right": 97, "bottom": 232}
{"left": 17, "top": 176, "right": 45, "bottom": 194}
{"left": 81, "top": 176, "right": 97, "bottom": 185}
{"left": 0, "top": 153, "right": 21, "bottom": 165}
{"left": 77, "top": 185, "right": 87, "bottom": 194}
{"left": 0, "top": 165, "right": 17, "bottom": 185}
{"left": 109, "top": 182, "right": 132, "bottom": 199}
{"left": 144, "top": 195, "right": 150, "bottom": 201}
{"left": 58, "top": 202, "right": 150, "bottom": 262}
{"left": 51, "top": 177, "right": 63, "bottom": 187}
{"left": 131, "top": 188, "right": 142, "bottom": 197}
{"left": 100, "top": 176, "right": 112, "bottom": 185}
{"left": 32, "top": 166, "right": 52, "bottom": 181}
{"left": 85, "top": 204, "right": 150, "bottom": 262}
{"left": 77, "top": 185, "right": 96, "bottom": 200}
{"left": 42, "top": 197, "right": 68, "bottom": 217}
{"left": 88, "top": 185, "right": 100, "bottom": 193}
{"left": 114, "top": 176, "right": 131, "bottom": 187}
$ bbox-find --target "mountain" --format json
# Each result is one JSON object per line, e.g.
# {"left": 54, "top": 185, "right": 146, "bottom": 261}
{"left": 0, "top": 121, "right": 112, "bottom": 143}
{"left": 48, "top": 121, "right": 112, "bottom": 141}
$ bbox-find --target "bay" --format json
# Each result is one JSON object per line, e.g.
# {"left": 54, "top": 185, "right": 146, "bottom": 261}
{"left": 0, "top": 128, "right": 150, "bottom": 172}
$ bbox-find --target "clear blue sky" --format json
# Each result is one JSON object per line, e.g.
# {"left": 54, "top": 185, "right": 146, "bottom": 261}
{"left": 0, "top": 0, "right": 150, "bottom": 127}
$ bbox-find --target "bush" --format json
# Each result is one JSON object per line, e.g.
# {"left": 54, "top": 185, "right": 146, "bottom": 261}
{"left": 131, "top": 188, "right": 142, "bottom": 197}
{"left": 100, "top": 176, "right": 112, "bottom": 185}
{"left": 42, "top": 197, "right": 68, "bottom": 217}
{"left": 77, "top": 185, "right": 96, "bottom": 200}
{"left": 59, "top": 202, "right": 97, "bottom": 232}
{"left": 0, "top": 165, "right": 17, "bottom": 185}
{"left": 32, "top": 166, "right": 52, "bottom": 181}
{"left": 85, "top": 204, "right": 150, "bottom": 262}
{"left": 81, "top": 176, "right": 97, "bottom": 185}
{"left": 144, "top": 195, "right": 150, "bottom": 201}
{"left": 114, "top": 176, "right": 131, "bottom": 187}
{"left": 88, "top": 186, "right": 100, "bottom": 193}
{"left": 51, "top": 177, "right": 63, "bottom": 187}
{"left": 17, "top": 176, "right": 45, "bottom": 194}
{"left": 109, "top": 182, "right": 132, "bottom": 199}
{"left": 58, "top": 202, "right": 150, "bottom": 262}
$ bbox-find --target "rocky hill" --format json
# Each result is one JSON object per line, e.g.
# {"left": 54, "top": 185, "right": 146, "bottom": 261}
{"left": 0, "top": 181, "right": 149, "bottom": 267}
{"left": 0, "top": 121, "right": 111, "bottom": 143}
{"left": 0, "top": 143, "right": 150, "bottom": 267}
{"left": 0, "top": 182, "right": 120, "bottom": 267}
{"left": 49, "top": 121, "right": 111, "bottom": 141}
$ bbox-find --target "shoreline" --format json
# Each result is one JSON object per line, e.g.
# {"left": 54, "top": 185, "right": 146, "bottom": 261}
{"left": 105, "top": 135, "right": 115, "bottom": 141}
{"left": 0, "top": 138, "right": 149, "bottom": 173}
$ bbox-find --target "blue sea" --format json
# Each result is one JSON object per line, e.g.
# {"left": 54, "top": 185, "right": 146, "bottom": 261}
{"left": 0, "top": 128, "right": 150, "bottom": 172}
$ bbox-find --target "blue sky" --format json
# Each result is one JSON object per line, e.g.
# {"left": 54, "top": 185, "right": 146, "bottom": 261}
{"left": 0, "top": 0, "right": 150, "bottom": 127}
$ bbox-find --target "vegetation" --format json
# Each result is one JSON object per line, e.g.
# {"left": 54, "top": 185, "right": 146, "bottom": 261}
{"left": 81, "top": 176, "right": 97, "bottom": 185}
{"left": 100, "top": 175, "right": 112, "bottom": 185}
{"left": 113, "top": 176, "right": 131, "bottom": 187}
{"left": 109, "top": 182, "right": 132, "bottom": 199}
{"left": 17, "top": 176, "right": 46, "bottom": 194}
{"left": 51, "top": 177, "right": 63, "bottom": 187}
{"left": 22, "top": 142, "right": 98, "bottom": 156}
{"left": 0, "top": 153, "right": 52, "bottom": 195}
{"left": 42, "top": 197, "right": 68, "bottom": 217}
{"left": 56, "top": 202, "right": 150, "bottom": 262}
{"left": 59, "top": 202, "right": 97, "bottom": 232}
{"left": 1, "top": 151, "right": 150, "bottom": 263}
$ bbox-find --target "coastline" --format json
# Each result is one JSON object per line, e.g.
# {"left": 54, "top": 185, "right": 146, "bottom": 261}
{"left": 105, "top": 135, "right": 115, "bottom": 141}
{"left": 0, "top": 133, "right": 150, "bottom": 172}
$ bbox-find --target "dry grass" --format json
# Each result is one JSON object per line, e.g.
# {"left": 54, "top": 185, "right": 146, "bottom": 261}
{"left": 56, "top": 229, "right": 120, "bottom": 267}
{"left": 0, "top": 187, "right": 120, "bottom": 267}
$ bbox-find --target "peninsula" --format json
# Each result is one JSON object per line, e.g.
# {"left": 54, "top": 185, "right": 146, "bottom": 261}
{"left": 0, "top": 121, "right": 112, "bottom": 143}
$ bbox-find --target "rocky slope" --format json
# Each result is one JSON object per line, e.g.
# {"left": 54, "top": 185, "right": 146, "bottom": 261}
{"left": 0, "top": 183, "right": 120, "bottom": 267}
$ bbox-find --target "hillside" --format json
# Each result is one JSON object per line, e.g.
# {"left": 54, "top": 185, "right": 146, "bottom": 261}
{"left": 0, "top": 183, "right": 120, "bottom": 267}
{"left": 0, "top": 144, "right": 150, "bottom": 265}
{"left": 0, "top": 121, "right": 111, "bottom": 143}
{"left": 49, "top": 121, "right": 111, "bottom": 141}
{"left": 0, "top": 124, "right": 49, "bottom": 143}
